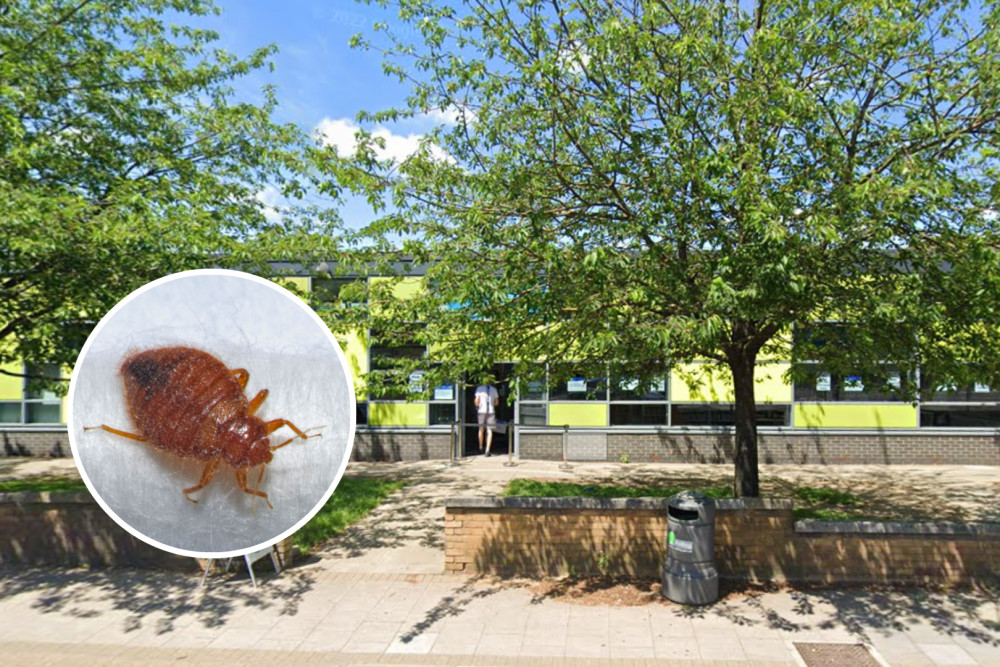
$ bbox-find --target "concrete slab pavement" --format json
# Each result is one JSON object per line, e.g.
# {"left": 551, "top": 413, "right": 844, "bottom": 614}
{"left": 0, "top": 565, "right": 997, "bottom": 665}
{"left": 1, "top": 456, "right": 999, "bottom": 665}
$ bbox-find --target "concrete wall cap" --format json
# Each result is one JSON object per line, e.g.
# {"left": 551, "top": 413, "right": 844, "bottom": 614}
{"left": 796, "top": 519, "right": 1000, "bottom": 536}
{"left": 445, "top": 496, "right": 669, "bottom": 511}
{"left": 715, "top": 498, "right": 793, "bottom": 511}
{"left": 0, "top": 490, "right": 93, "bottom": 504}
{"left": 445, "top": 496, "right": 795, "bottom": 511}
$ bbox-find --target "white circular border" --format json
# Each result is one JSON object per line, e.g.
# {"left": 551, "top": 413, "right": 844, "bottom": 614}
{"left": 66, "top": 269, "right": 357, "bottom": 559}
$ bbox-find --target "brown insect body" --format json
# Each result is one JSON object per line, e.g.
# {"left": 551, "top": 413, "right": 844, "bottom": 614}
{"left": 86, "top": 345, "right": 317, "bottom": 508}
{"left": 122, "top": 347, "right": 271, "bottom": 469}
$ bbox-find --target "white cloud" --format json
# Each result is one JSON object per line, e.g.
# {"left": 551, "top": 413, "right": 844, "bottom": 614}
{"left": 419, "top": 104, "right": 476, "bottom": 127}
{"left": 558, "top": 40, "right": 590, "bottom": 77}
{"left": 255, "top": 185, "right": 283, "bottom": 223}
{"left": 314, "top": 116, "right": 453, "bottom": 164}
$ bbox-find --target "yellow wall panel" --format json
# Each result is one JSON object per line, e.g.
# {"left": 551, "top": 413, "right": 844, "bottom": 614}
{"left": 276, "top": 276, "right": 310, "bottom": 293}
{"left": 548, "top": 403, "right": 607, "bottom": 427}
{"left": 338, "top": 329, "right": 368, "bottom": 400}
{"left": 793, "top": 404, "right": 918, "bottom": 429}
{"left": 368, "top": 402, "right": 427, "bottom": 427}
{"left": 371, "top": 276, "right": 424, "bottom": 300}
{"left": 670, "top": 362, "right": 792, "bottom": 403}
{"left": 0, "top": 363, "right": 22, "bottom": 400}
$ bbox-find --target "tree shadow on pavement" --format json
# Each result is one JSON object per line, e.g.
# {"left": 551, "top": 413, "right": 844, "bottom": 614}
{"left": 315, "top": 463, "right": 490, "bottom": 559}
{"left": 0, "top": 565, "right": 317, "bottom": 634}
{"left": 397, "top": 578, "right": 503, "bottom": 644}
{"left": 678, "top": 580, "right": 1000, "bottom": 648}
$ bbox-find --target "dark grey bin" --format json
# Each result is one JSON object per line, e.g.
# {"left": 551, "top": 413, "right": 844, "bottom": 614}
{"left": 662, "top": 491, "right": 719, "bottom": 605}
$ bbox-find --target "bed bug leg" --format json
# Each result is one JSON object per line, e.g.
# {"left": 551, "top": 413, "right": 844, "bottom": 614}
{"left": 248, "top": 389, "right": 268, "bottom": 415}
{"left": 231, "top": 368, "right": 250, "bottom": 391}
{"left": 250, "top": 464, "right": 268, "bottom": 516}
{"left": 183, "top": 458, "right": 221, "bottom": 504}
{"left": 236, "top": 467, "right": 272, "bottom": 511}
{"left": 83, "top": 425, "right": 147, "bottom": 442}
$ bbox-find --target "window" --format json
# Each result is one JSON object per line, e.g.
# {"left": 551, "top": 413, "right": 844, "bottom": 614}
{"left": 611, "top": 404, "right": 667, "bottom": 426}
{"left": 793, "top": 364, "right": 908, "bottom": 402}
{"left": 548, "top": 365, "right": 606, "bottom": 401}
{"left": 0, "top": 364, "right": 64, "bottom": 425}
{"left": 518, "top": 403, "right": 547, "bottom": 426}
{"left": 609, "top": 368, "right": 668, "bottom": 425}
{"left": 429, "top": 378, "right": 457, "bottom": 425}
{"left": 313, "top": 277, "right": 367, "bottom": 308}
{"left": 672, "top": 404, "right": 790, "bottom": 427}
{"left": 610, "top": 372, "right": 667, "bottom": 401}
{"left": 429, "top": 402, "right": 457, "bottom": 425}
{"left": 920, "top": 406, "right": 1000, "bottom": 428}
{"left": 919, "top": 375, "right": 1000, "bottom": 402}
{"left": 918, "top": 371, "right": 1000, "bottom": 428}
{"left": 515, "top": 364, "right": 547, "bottom": 425}
{"left": 369, "top": 334, "right": 425, "bottom": 401}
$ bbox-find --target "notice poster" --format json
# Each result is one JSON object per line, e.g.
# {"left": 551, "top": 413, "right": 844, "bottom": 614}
{"left": 816, "top": 372, "right": 832, "bottom": 392}
{"left": 567, "top": 377, "right": 587, "bottom": 393}
{"left": 408, "top": 371, "right": 424, "bottom": 392}
{"left": 844, "top": 374, "right": 863, "bottom": 392}
{"left": 434, "top": 384, "right": 454, "bottom": 401}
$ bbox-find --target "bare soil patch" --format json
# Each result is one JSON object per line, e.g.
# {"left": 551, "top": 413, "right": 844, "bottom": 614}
{"left": 523, "top": 576, "right": 780, "bottom": 606}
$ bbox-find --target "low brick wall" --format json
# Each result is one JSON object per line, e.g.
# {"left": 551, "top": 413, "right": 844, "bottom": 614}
{"left": 0, "top": 490, "right": 196, "bottom": 569}
{"left": 445, "top": 498, "right": 1000, "bottom": 585}
{"left": 520, "top": 430, "right": 1000, "bottom": 465}
{"left": 1, "top": 429, "right": 70, "bottom": 458}
{"left": 353, "top": 430, "right": 452, "bottom": 462}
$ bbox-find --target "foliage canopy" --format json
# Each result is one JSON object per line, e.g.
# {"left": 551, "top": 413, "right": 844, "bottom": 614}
{"left": 0, "top": 0, "right": 337, "bottom": 383}
{"left": 328, "top": 0, "right": 1000, "bottom": 495}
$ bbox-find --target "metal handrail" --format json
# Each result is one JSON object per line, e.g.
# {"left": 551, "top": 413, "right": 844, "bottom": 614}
{"left": 450, "top": 418, "right": 517, "bottom": 463}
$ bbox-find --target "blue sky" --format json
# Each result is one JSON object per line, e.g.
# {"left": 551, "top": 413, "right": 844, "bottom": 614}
{"left": 200, "top": 3, "right": 400, "bottom": 126}
{"left": 193, "top": 1, "right": 450, "bottom": 226}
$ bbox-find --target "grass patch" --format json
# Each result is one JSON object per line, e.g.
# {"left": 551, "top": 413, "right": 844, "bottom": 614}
{"left": 791, "top": 486, "right": 867, "bottom": 521}
{"left": 793, "top": 507, "right": 861, "bottom": 521}
{"left": 792, "top": 487, "right": 860, "bottom": 506}
{"left": 0, "top": 477, "right": 87, "bottom": 494}
{"left": 505, "top": 480, "right": 882, "bottom": 522}
{"left": 294, "top": 476, "right": 406, "bottom": 553}
{"left": 503, "top": 479, "right": 732, "bottom": 500}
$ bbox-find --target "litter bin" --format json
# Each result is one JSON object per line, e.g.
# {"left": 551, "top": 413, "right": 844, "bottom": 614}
{"left": 662, "top": 491, "right": 718, "bottom": 605}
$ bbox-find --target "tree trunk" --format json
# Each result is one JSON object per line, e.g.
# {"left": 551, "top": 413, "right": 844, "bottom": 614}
{"left": 728, "top": 348, "right": 760, "bottom": 498}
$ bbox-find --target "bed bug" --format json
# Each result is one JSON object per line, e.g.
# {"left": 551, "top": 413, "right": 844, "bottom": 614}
{"left": 84, "top": 345, "right": 320, "bottom": 510}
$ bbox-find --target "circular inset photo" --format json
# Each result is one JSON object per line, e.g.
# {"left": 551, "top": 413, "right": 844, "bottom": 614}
{"left": 67, "top": 269, "right": 355, "bottom": 558}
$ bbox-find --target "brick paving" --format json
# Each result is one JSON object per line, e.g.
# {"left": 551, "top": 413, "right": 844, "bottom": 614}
{"left": 1, "top": 456, "right": 999, "bottom": 665}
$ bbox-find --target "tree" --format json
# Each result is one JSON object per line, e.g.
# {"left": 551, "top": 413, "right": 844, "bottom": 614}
{"left": 0, "top": 0, "right": 337, "bottom": 384}
{"left": 327, "top": 0, "right": 1000, "bottom": 496}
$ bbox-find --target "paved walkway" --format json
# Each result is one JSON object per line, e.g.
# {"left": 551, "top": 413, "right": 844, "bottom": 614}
{"left": 1, "top": 457, "right": 999, "bottom": 666}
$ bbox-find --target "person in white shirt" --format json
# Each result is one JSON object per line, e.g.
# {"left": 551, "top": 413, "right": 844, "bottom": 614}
{"left": 474, "top": 375, "right": 500, "bottom": 457}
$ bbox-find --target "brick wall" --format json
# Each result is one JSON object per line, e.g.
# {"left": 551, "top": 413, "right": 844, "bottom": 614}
{"left": 444, "top": 498, "right": 1000, "bottom": 585}
{"left": 595, "top": 431, "right": 1000, "bottom": 466}
{"left": 519, "top": 433, "right": 563, "bottom": 460}
{"left": 6, "top": 426, "right": 1000, "bottom": 467}
{"left": 0, "top": 491, "right": 195, "bottom": 569}
{"left": 1, "top": 429, "right": 70, "bottom": 457}
{"left": 353, "top": 430, "right": 452, "bottom": 462}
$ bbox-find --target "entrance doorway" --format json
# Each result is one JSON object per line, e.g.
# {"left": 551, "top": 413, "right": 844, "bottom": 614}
{"left": 462, "top": 364, "right": 514, "bottom": 457}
